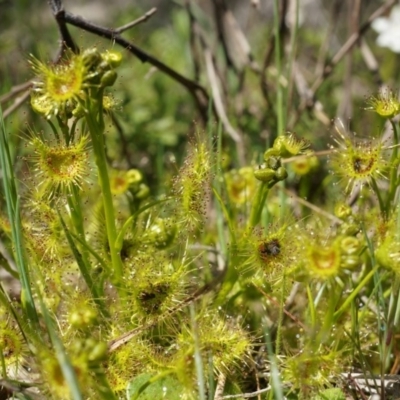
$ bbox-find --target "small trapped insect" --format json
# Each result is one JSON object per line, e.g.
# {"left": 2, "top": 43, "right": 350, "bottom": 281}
{"left": 258, "top": 238, "right": 281, "bottom": 259}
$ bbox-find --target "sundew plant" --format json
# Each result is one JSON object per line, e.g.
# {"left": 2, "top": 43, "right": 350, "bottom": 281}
{"left": 2, "top": 0, "right": 400, "bottom": 399}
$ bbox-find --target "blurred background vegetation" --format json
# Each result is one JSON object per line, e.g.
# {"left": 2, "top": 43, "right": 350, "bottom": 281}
{"left": 2, "top": 0, "right": 399, "bottom": 199}
{"left": 2, "top": 0, "right": 400, "bottom": 398}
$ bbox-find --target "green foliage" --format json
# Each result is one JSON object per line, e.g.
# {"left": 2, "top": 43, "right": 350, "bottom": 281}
{"left": 127, "top": 373, "right": 186, "bottom": 400}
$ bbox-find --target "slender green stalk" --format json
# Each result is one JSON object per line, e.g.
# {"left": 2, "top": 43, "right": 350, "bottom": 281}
{"left": 41, "top": 300, "right": 83, "bottom": 400}
{"left": 190, "top": 304, "right": 206, "bottom": 400}
{"left": 370, "top": 177, "right": 385, "bottom": 217}
{"left": 272, "top": 0, "right": 288, "bottom": 221}
{"left": 284, "top": 0, "right": 299, "bottom": 131}
{"left": 247, "top": 183, "right": 270, "bottom": 230}
{"left": 214, "top": 121, "right": 227, "bottom": 256}
{"left": 273, "top": 0, "right": 284, "bottom": 138}
{"left": 67, "top": 185, "right": 91, "bottom": 269}
{"left": 318, "top": 282, "right": 342, "bottom": 343}
{"left": 306, "top": 283, "right": 316, "bottom": 329}
{"left": 85, "top": 103, "right": 123, "bottom": 284}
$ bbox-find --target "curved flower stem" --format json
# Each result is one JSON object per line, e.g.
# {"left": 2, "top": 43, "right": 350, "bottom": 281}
{"left": 85, "top": 100, "right": 123, "bottom": 285}
{"left": 334, "top": 264, "right": 378, "bottom": 319}
{"left": 370, "top": 178, "right": 385, "bottom": 218}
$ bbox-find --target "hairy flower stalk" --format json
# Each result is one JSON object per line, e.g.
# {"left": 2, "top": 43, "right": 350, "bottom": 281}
{"left": 85, "top": 100, "right": 123, "bottom": 284}
{"left": 29, "top": 47, "right": 124, "bottom": 288}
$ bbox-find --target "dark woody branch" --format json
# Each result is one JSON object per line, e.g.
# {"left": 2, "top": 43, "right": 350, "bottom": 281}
{"left": 47, "top": 0, "right": 210, "bottom": 122}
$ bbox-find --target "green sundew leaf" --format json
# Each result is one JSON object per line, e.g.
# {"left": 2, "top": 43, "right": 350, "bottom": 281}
{"left": 126, "top": 373, "right": 185, "bottom": 400}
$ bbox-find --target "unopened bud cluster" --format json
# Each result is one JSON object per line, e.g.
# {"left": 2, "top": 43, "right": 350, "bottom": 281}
{"left": 254, "top": 133, "right": 309, "bottom": 186}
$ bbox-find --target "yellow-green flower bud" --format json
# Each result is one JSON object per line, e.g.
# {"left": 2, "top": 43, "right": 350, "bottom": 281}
{"left": 87, "top": 341, "right": 108, "bottom": 363}
{"left": 340, "top": 236, "right": 361, "bottom": 256}
{"left": 101, "top": 50, "right": 122, "bottom": 68}
{"left": 254, "top": 165, "right": 276, "bottom": 183}
{"left": 72, "top": 102, "right": 86, "bottom": 118}
{"left": 69, "top": 306, "right": 97, "bottom": 329}
{"left": 135, "top": 183, "right": 150, "bottom": 200}
{"left": 100, "top": 70, "right": 117, "bottom": 87}
{"left": 263, "top": 147, "right": 280, "bottom": 160}
{"left": 274, "top": 166, "right": 288, "bottom": 181}
{"left": 338, "top": 219, "right": 360, "bottom": 236}
{"left": 126, "top": 169, "right": 142, "bottom": 185}
{"left": 272, "top": 133, "right": 309, "bottom": 158}
{"left": 82, "top": 48, "right": 102, "bottom": 69}
{"left": 334, "top": 203, "right": 352, "bottom": 220}
{"left": 264, "top": 155, "right": 281, "bottom": 170}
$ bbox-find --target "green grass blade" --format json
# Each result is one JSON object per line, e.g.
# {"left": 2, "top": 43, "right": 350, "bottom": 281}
{"left": 40, "top": 300, "right": 84, "bottom": 400}
{"left": 58, "top": 213, "right": 110, "bottom": 318}
{"left": 0, "top": 107, "right": 38, "bottom": 324}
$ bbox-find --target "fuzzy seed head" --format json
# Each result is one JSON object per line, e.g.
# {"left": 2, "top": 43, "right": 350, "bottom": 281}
{"left": 174, "top": 138, "right": 211, "bottom": 233}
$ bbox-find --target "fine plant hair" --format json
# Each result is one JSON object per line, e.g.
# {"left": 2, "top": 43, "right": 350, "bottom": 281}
{"left": 2, "top": 1, "right": 400, "bottom": 399}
